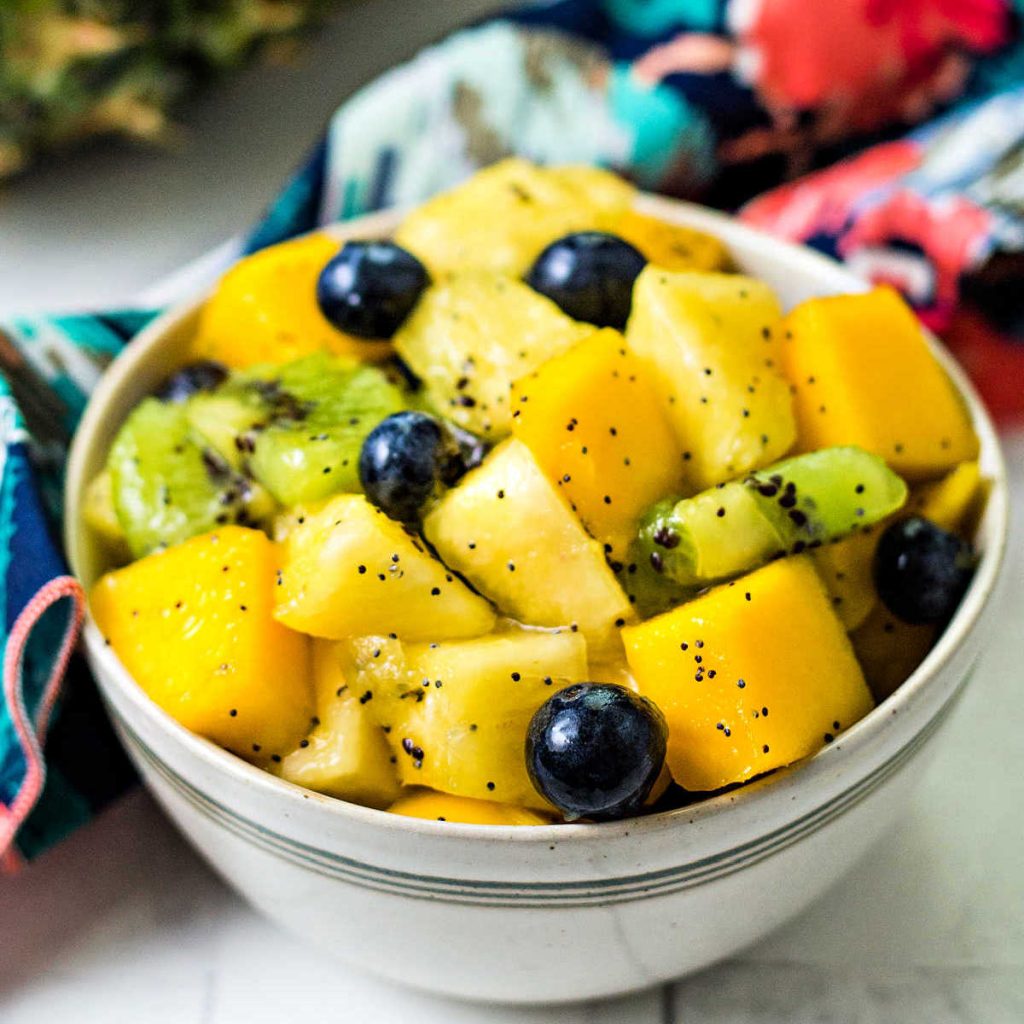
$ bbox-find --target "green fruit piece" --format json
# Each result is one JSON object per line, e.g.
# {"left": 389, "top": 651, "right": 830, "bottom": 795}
{"left": 612, "top": 539, "right": 697, "bottom": 621}
{"left": 638, "top": 446, "right": 908, "bottom": 588}
{"left": 82, "top": 468, "right": 130, "bottom": 560}
{"left": 246, "top": 354, "right": 405, "bottom": 507}
{"left": 107, "top": 398, "right": 253, "bottom": 558}
{"left": 187, "top": 352, "right": 406, "bottom": 508}
{"left": 186, "top": 390, "right": 265, "bottom": 470}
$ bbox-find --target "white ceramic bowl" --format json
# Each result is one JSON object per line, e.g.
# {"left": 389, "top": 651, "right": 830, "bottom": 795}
{"left": 65, "top": 197, "right": 1009, "bottom": 1005}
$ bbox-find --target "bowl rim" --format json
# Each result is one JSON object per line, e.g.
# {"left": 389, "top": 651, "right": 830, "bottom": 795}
{"left": 64, "top": 194, "right": 1010, "bottom": 847}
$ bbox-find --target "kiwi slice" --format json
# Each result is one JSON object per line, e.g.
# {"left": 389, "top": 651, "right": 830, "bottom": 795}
{"left": 637, "top": 446, "right": 908, "bottom": 589}
{"left": 108, "top": 398, "right": 257, "bottom": 558}
{"left": 187, "top": 352, "right": 406, "bottom": 508}
{"left": 612, "top": 542, "right": 697, "bottom": 621}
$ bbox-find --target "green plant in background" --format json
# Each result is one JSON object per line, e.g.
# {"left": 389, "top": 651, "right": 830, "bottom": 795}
{"left": 0, "top": 0, "right": 336, "bottom": 178}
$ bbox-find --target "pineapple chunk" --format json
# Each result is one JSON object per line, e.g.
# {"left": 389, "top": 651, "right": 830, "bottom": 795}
{"left": 274, "top": 494, "right": 495, "bottom": 641}
{"left": 91, "top": 527, "right": 313, "bottom": 760}
{"left": 394, "top": 158, "right": 635, "bottom": 278}
{"left": 388, "top": 790, "right": 553, "bottom": 825}
{"left": 909, "top": 460, "right": 984, "bottom": 533}
{"left": 193, "top": 232, "right": 391, "bottom": 369}
{"left": 394, "top": 271, "right": 589, "bottom": 438}
{"left": 423, "top": 440, "right": 634, "bottom": 651}
{"left": 610, "top": 208, "right": 733, "bottom": 272}
{"left": 779, "top": 287, "right": 978, "bottom": 480}
{"left": 344, "top": 629, "right": 588, "bottom": 809}
{"left": 626, "top": 268, "right": 795, "bottom": 489}
{"left": 810, "top": 527, "right": 881, "bottom": 631}
{"left": 274, "top": 640, "right": 400, "bottom": 807}
{"left": 511, "top": 329, "right": 685, "bottom": 559}
{"left": 623, "top": 556, "right": 873, "bottom": 792}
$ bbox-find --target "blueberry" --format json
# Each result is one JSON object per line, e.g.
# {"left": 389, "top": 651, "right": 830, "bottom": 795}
{"left": 317, "top": 240, "right": 429, "bottom": 339}
{"left": 155, "top": 360, "right": 229, "bottom": 403}
{"left": 525, "top": 232, "right": 647, "bottom": 329}
{"left": 359, "top": 411, "right": 483, "bottom": 522}
{"left": 874, "top": 516, "right": 976, "bottom": 625}
{"left": 526, "top": 683, "right": 667, "bottom": 821}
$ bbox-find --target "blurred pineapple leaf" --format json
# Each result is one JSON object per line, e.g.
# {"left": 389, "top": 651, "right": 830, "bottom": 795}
{"left": 0, "top": 0, "right": 336, "bottom": 177}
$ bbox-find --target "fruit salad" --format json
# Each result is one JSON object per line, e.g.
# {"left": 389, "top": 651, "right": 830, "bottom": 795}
{"left": 86, "top": 160, "right": 986, "bottom": 826}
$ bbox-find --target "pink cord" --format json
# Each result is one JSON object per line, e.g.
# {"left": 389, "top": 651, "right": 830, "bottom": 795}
{"left": 0, "top": 576, "right": 85, "bottom": 869}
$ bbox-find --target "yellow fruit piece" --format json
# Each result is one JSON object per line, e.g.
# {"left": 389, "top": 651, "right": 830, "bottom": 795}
{"left": 388, "top": 790, "right": 553, "bottom": 825}
{"left": 394, "top": 158, "right": 635, "bottom": 278}
{"left": 394, "top": 271, "right": 590, "bottom": 439}
{"left": 82, "top": 468, "right": 131, "bottom": 564}
{"left": 626, "top": 267, "right": 795, "bottom": 490}
{"left": 623, "top": 556, "right": 873, "bottom": 792}
{"left": 779, "top": 287, "right": 978, "bottom": 481}
{"left": 424, "top": 440, "right": 634, "bottom": 653}
{"left": 553, "top": 164, "right": 638, "bottom": 210}
{"left": 589, "top": 647, "right": 637, "bottom": 692}
{"left": 908, "top": 460, "right": 983, "bottom": 533}
{"left": 343, "top": 628, "right": 589, "bottom": 809}
{"left": 82, "top": 469, "right": 123, "bottom": 543}
{"left": 91, "top": 527, "right": 313, "bottom": 760}
{"left": 611, "top": 208, "right": 733, "bottom": 272}
{"left": 810, "top": 528, "right": 881, "bottom": 632}
{"left": 274, "top": 494, "right": 495, "bottom": 642}
{"left": 850, "top": 605, "right": 937, "bottom": 703}
{"left": 511, "top": 329, "right": 685, "bottom": 558}
{"left": 274, "top": 640, "right": 400, "bottom": 807}
{"left": 192, "top": 233, "right": 391, "bottom": 369}
{"left": 645, "top": 763, "right": 673, "bottom": 808}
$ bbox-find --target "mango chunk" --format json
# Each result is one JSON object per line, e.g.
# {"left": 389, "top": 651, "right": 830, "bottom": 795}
{"left": 388, "top": 790, "right": 553, "bottom": 825}
{"left": 91, "top": 527, "right": 313, "bottom": 760}
{"left": 274, "top": 494, "right": 496, "bottom": 642}
{"left": 193, "top": 233, "right": 391, "bottom": 369}
{"left": 511, "top": 329, "right": 685, "bottom": 558}
{"left": 623, "top": 556, "right": 873, "bottom": 792}
{"left": 274, "top": 640, "right": 400, "bottom": 807}
{"left": 611, "top": 208, "right": 733, "bottom": 272}
{"left": 779, "top": 287, "right": 978, "bottom": 481}
{"left": 394, "top": 158, "right": 635, "bottom": 278}
{"left": 626, "top": 268, "right": 795, "bottom": 490}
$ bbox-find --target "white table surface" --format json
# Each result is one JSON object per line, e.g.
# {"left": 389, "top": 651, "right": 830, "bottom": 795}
{"left": 2, "top": 6, "right": 1023, "bottom": 1020}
